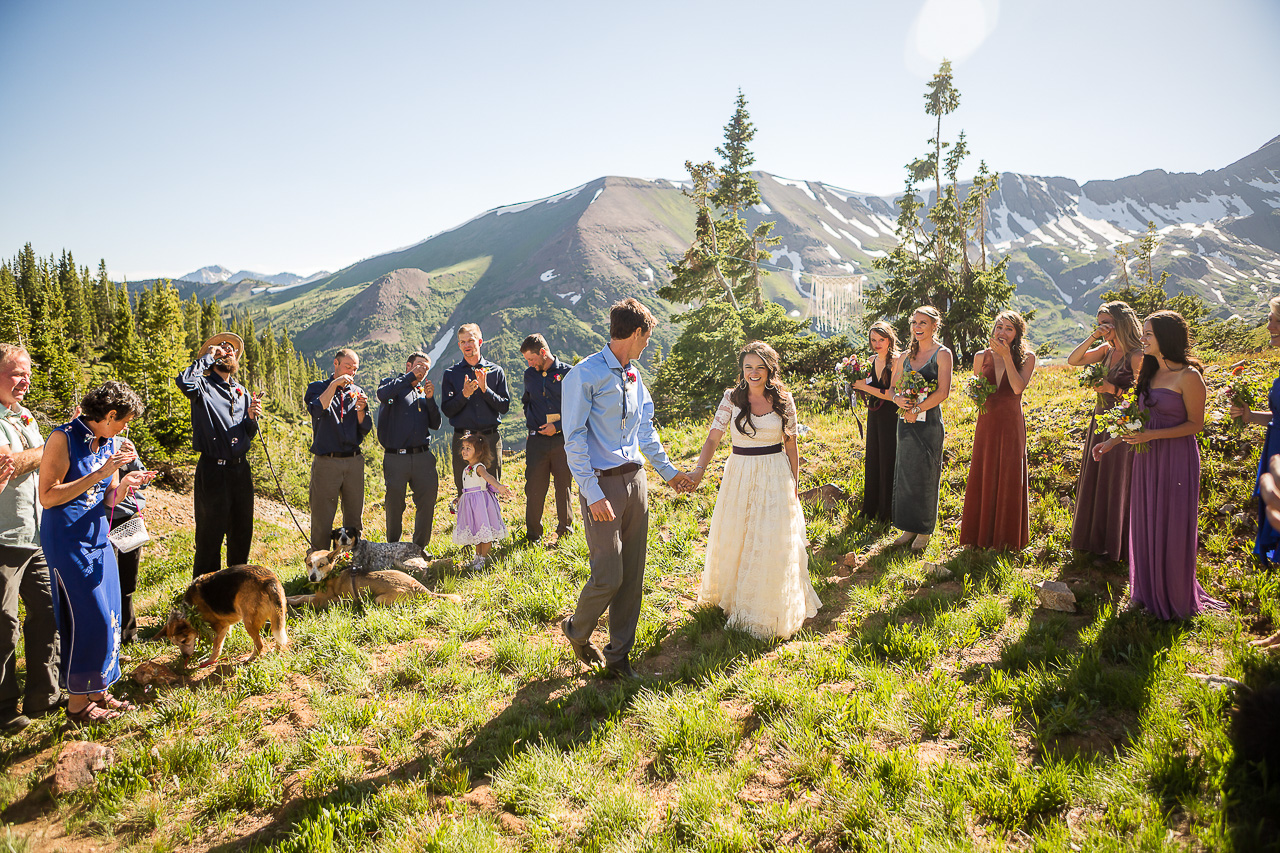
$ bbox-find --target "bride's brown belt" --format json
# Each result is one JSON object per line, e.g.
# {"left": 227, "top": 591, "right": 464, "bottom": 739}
{"left": 732, "top": 444, "right": 782, "bottom": 456}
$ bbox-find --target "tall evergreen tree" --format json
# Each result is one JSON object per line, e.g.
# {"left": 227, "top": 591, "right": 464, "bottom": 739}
{"left": 864, "top": 60, "right": 1013, "bottom": 364}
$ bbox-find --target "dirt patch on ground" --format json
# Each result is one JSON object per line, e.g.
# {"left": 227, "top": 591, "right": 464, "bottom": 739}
{"left": 143, "top": 488, "right": 309, "bottom": 534}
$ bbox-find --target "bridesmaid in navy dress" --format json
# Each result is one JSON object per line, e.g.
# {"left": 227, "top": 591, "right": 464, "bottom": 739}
{"left": 1094, "top": 312, "right": 1222, "bottom": 620}
{"left": 851, "top": 321, "right": 900, "bottom": 523}
{"left": 1230, "top": 295, "right": 1280, "bottom": 563}
{"left": 38, "top": 382, "right": 154, "bottom": 725}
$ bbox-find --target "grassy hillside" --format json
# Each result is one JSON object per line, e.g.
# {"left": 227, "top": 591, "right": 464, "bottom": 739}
{"left": 2, "top": 358, "right": 1278, "bottom": 851}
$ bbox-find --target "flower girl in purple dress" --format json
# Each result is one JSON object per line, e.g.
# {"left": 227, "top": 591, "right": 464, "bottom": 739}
{"left": 452, "top": 432, "right": 511, "bottom": 570}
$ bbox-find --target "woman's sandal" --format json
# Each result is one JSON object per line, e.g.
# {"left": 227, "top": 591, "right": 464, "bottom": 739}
{"left": 99, "top": 695, "right": 137, "bottom": 713}
{"left": 890, "top": 531, "right": 914, "bottom": 547}
{"left": 911, "top": 534, "right": 931, "bottom": 551}
{"left": 66, "top": 701, "right": 121, "bottom": 726}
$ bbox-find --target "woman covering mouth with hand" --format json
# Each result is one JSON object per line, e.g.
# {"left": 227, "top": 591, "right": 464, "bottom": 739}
{"left": 959, "top": 311, "right": 1036, "bottom": 550}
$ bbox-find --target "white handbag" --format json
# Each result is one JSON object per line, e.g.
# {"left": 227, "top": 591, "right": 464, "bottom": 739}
{"left": 108, "top": 516, "right": 150, "bottom": 553}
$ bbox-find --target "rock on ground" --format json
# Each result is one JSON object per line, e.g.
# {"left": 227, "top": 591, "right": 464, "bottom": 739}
{"left": 52, "top": 742, "right": 114, "bottom": 795}
{"left": 1036, "top": 580, "right": 1077, "bottom": 612}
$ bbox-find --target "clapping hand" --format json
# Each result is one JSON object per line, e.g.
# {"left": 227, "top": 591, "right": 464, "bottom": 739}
{"left": 462, "top": 376, "right": 480, "bottom": 398}
{"left": 120, "top": 469, "right": 156, "bottom": 491}
{"left": 0, "top": 452, "right": 15, "bottom": 493}
{"left": 475, "top": 367, "right": 488, "bottom": 393}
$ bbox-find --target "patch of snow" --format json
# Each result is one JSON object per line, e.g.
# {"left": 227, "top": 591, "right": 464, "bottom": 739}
{"left": 570, "top": 293, "right": 582, "bottom": 305}
{"left": 495, "top": 181, "right": 590, "bottom": 216}
{"left": 642, "top": 268, "right": 654, "bottom": 283}
{"left": 1210, "top": 288, "right": 1226, "bottom": 304}
{"left": 821, "top": 199, "right": 851, "bottom": 225}
{"left": 426, "top": 326, "right": 456, "bottom": 371}
{"left": 1208, "top": 250, "right": 1238, "bottom": 267}
{"left": 870, "top": 214, "right": 898, "bottom": 235}
{"left": 770, "top": 175, "right": 817, "bottom": 201}
{"left": 1016, "top": 275, "right": 1024, "bottom": 283}
{"left": 753, "top": 202, "right": 772, "bottom": 214}
{"left": 1046, "top": 277, "right": 1074, "bottom": 305}
{"left": 1171, "top": 250, "right": 1188, "bottom": 256}
{"left": 769, "top": 246, "right": 806, "bottom": 293}
{"left": 820, "top": 221, "right": 842, "bottom": 239}
{"left": 540, "top": 269, "right": 559, "bottom": 282}
{"left": 789, "top": 310, "right": 801, "bottom": 317}
{"left": 556, "top": 291, "right": 577, "bottom": 299}
{"left": 838, "top": 229, "right": 863, "bottom": 249}
{"left": 846, "top": 217, "right": 879, "bottom": 239}
{"left": 589, "top": 188, "right": 604, "bottom": 205}
{"left": 824, "top": 244, "right": 840, "bottom": 260}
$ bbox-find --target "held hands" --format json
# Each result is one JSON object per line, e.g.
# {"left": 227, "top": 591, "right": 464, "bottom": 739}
{"left": 669, "top": 471, "right": 696, "bottom": 493}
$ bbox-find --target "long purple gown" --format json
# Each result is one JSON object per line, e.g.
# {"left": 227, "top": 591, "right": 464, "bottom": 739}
{"left": 1127, "top": 388, "right": 1222, "bottom": 620}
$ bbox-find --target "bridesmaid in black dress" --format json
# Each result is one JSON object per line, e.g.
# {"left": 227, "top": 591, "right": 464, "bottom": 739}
{"left": 852, "top": 321, "right": 900, "bottom": 523}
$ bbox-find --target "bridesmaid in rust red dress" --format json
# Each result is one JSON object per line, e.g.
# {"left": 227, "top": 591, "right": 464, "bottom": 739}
{"left": 959, "top": 311, "right": 1037, "bottom": 550}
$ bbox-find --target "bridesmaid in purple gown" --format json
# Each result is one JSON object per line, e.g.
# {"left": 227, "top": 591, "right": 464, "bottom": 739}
{"left": 1067, "top": 301, "right": 1145, "bottom": 560}
{"left": 1094, "top": 311, "right": 1222, "bottom": 620}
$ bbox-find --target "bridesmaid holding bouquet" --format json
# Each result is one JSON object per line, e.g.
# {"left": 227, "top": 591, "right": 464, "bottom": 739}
{"left": 889, "top": 307, "right": 953, "bottom": 552}
{"left": 1229, "top": 295, "right": 1280, "bottom": 563}
{"left": 1094, "top": 311, "right": 1222, "bottom": 620}
{"left": 1068, "top": 301, "right": 1145, "bottom": 560}
{"left": 851, "top": 321, "right": 900, "bottom": 524}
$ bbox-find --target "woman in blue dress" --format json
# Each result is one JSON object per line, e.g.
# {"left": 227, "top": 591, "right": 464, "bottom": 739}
{"left": 1231, "top": 295, "right": 1280, "bottom": 563}
{"left": 38, "top": 382, "right": 153, "bottom": 725}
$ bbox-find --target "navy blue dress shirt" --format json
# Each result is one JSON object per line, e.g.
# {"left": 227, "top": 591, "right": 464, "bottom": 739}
{"left": 522, "top": 358, "right": 572, "bottom": 433}
{"left": 305, "top": 375, "right": 373, "bottom": 454}
{"left": 175, "top": 354, "right": 259, "bottom": 460}
{"left": 376, "top": 372, "right": 442, "bottom": 450}
{"left": 440, "top": 358, "right": 510, "bottom": 431}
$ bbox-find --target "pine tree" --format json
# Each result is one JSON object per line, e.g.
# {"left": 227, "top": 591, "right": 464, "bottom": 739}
{"left": 0, "top": 262, "right": 30, "bottom": 345}
{"left": 864, "top": 60, "right": 1013, "bottom": 364}
{"left": 661, "top": 91, "right": 777, "bottom": 312}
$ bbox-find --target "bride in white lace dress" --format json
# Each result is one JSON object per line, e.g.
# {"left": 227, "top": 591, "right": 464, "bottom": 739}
{"left": 688, "top": 342, "right": 820, "bottom": 639}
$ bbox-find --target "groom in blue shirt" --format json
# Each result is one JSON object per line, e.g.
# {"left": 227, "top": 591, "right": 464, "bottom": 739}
{"left": 560, "top": 298, "right": 693, "bottom": 679}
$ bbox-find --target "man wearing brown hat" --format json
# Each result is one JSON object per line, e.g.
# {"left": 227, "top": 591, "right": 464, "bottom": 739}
{"left": 176, "top": 333, "right": 261, "bottom": 577}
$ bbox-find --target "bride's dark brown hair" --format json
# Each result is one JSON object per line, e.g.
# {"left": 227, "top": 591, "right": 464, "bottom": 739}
{"left": 729, "top": 341, "right": 790, "bottom": 437}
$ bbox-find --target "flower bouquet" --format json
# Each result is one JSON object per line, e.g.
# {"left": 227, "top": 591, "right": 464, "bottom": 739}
{"left": 964, "top": 374, "right": 997, "bottom": 411}
{"left": 895, "top": 369, "right": 936, "bottom": 422}
{"left": 1226, "top": 365, "right": 1257, "bottom": 433}
{"left": 1078, "top": 361, "right": 1109, "bottom": 390}
{"left": 836, "top": 352, "right": 876, "bottom": 402}
{"left": 1096, "top": 391, "right": 1150, "bottom": 453}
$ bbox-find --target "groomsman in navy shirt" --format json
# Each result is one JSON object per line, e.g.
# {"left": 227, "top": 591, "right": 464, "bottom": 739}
{"left": 377, "top": 351, "right": 441, "bottom": 552}
{"left": 304, "top": 348, "right": 372, "bottom": 554}
{"left": 520, "top": 334, "right": 573, "bottom": 544}
{"left": 440, "top": 324, "right": 510, "bottom": 496}
{"left": 175, "top": 333, "right": 261, "bottom": 576}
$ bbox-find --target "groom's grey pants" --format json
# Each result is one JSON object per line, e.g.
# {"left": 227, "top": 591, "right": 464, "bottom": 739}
{"left": 567, "top": 468, "right": 648, "bottom": 667}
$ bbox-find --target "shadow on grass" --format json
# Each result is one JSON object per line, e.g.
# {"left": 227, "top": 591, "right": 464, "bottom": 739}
{"left": 1221, "top": 654, "right": 1280, "bottom": 852}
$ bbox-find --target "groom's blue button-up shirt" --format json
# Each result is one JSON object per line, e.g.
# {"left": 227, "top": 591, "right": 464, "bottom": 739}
{"left": 561, "top": 346, "right": 677, "bottom": 505}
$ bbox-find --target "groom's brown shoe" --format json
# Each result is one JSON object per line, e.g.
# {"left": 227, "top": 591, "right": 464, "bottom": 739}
{"left": 561, "top": 618, "right": 605, "bottom": 667}
{"left": 603, "top": 658, "right": 642, "bottom": 681}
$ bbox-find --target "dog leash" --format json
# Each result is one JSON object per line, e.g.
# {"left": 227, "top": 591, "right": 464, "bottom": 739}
{"left": 259, "top": 418, "right": 313, "bottom": 549}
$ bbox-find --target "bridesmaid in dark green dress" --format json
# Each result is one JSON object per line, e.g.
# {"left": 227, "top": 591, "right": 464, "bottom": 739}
{"left": 889, "top": 307, "right": 953, "bottom": 552}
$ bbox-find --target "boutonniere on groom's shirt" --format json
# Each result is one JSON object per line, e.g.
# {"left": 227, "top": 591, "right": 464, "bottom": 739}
{"left": 624, "top": 368, "right": 637, "bottom": 385}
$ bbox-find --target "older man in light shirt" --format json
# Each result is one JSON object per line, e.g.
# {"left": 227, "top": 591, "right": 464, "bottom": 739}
{"left": 559, "top": 299, "right": 693, "bottom": 680}
{"left": 0, "top": 344, "right": 61, "bottom": 731}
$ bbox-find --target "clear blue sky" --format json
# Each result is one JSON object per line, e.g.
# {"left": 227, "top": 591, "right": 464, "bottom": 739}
{"left": 2, "top": 0, "right": 1276, "bottom": 281}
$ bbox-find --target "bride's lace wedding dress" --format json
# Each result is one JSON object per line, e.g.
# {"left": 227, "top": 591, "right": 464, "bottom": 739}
{"left": 697, "top": 390, "right": 820, "bottom": 639}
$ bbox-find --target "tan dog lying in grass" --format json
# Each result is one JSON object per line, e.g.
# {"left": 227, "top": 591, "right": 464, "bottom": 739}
{"left": 162, "top": 564, "right": 289, "bottom": 667}
{"left": 287, "top": 546, "right": 462, "bottom": 608}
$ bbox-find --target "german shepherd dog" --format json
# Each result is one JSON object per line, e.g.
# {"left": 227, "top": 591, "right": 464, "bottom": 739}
{"left": 287, "top": 528, "right": 462, "bottom": 608}
{"left": 162, "top": 564, "right": 289, "bottom": 667}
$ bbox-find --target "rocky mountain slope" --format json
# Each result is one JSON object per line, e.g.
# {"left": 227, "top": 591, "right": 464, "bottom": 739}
{"left": 170, "top": 135, "right": 1280, "bottom": 382}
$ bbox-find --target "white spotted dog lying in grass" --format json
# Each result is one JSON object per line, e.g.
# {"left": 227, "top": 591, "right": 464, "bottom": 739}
{"left": 288, "top": 527, "right": 462, "bottom": 608}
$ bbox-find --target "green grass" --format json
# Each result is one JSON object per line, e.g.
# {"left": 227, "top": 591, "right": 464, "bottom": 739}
{"left": 2, "top": 356, "right": 1279, "bottom": 851}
